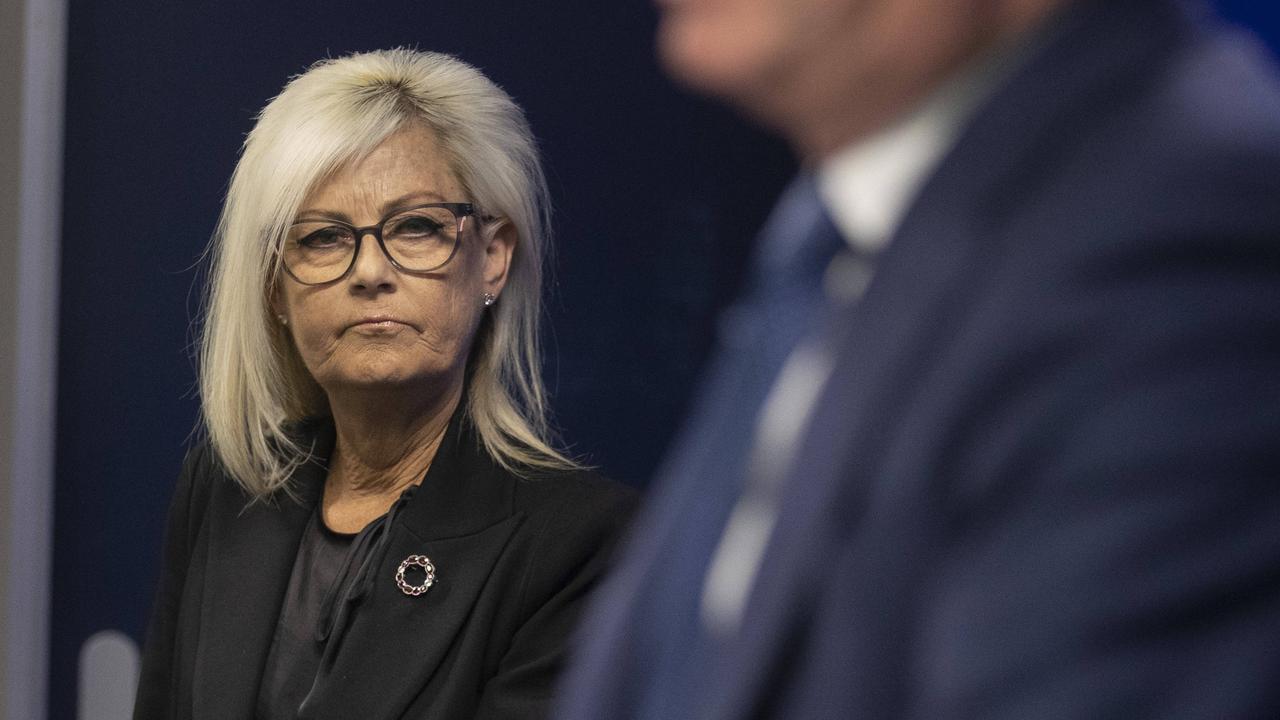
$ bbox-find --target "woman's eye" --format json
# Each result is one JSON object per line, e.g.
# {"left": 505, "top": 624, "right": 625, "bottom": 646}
{"left": 389, "top": 216, "right": 444, "bottom": 237}
{"left": 300, "top": 227, "right": 351, "bottom": 248}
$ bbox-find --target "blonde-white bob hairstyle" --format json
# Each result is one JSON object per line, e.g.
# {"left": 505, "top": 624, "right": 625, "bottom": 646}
{"left": 199, "top": 48, "right": 576, "bottom": 499}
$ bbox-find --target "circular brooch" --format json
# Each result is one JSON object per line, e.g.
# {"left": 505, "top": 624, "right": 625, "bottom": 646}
{"left": 395, "top": 555, "right": 437, "bottom": 596}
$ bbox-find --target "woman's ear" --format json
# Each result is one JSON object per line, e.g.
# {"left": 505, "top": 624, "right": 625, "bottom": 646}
{"left": 482, "top": 219, "right": 517, "bottom": 295}
{"left": 269, "top": 285, "right": 288, "bottom": 327}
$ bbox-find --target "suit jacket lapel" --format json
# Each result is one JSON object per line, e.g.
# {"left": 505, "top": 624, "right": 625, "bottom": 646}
{"left": 299, "top": 416, "right": 523, "bottom": 719}
{"left": 702, "top": 1, "right": 1190, "bottom": 717}
{"left": 192, "top": 427, "right": 330, "bottom": 720}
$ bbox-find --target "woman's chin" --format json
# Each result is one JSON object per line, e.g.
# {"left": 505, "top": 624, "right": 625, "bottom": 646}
{"left": 320, "top": 362, "right": 455, "bottom": 399}
{"left": 337, "top": 369, "right": 417, "bottom": 390}
{"left": 315, "top": 348, "right": 425, "bottom": 387}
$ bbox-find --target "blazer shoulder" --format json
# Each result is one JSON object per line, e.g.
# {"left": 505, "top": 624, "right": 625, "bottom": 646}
{"left": 511, "top": 467, "right": 638, "bottom": 526}
{"left": 505, "top": 467, "right": 639, "bottom": 585}
{"left": 172, "top": 439, "right": 273, "bottom": 528}
{"left": 1128, "top": 21, "right": 1280, "bottom": 202}
{"left": 172, "top": 441, "right": 219, "bottom": 529}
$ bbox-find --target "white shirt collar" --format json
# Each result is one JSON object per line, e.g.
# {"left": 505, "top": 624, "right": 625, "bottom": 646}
{"left": 816, "top": 43, "right": 1027, "bottom": 254}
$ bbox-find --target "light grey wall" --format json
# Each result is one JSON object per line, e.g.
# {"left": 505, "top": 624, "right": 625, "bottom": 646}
{"left": 0, "top": 0, "right": 23, "bottom": 705}
{"left": 0, "top": 0, "right": 25, "bottom": 708}
{"left": 1, "top": 0, "right": 65, "bottom": 717}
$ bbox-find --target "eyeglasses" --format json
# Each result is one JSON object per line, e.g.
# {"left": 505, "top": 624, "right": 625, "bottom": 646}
{"left": 280, "top": 202, "right": 475, "bottom": 285}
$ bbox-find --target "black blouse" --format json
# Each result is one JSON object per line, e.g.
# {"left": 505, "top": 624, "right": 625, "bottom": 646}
{"left": 257, "top": 488, "right": 416, "bottom": 719}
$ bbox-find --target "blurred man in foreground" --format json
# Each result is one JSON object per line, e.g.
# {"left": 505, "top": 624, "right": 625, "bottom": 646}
{"left": 557, "top": 0, "right": 1280, "bottom": 717}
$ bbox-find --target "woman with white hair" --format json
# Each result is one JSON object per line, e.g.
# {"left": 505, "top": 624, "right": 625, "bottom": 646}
{"left": 133, "top": 49, "right": 633, "bottom": 720}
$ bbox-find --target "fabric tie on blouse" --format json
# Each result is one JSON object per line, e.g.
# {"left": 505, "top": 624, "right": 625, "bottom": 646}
{"left": 315, "top": 485, "right": 418, "bottom": 646}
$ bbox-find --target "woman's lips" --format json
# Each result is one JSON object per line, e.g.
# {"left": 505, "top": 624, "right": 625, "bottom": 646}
{"left": 348, "top": 318, "right": 410, "bottom": 334}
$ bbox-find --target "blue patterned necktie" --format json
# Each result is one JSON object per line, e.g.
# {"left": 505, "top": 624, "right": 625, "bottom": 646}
{"left": 632, "top": 173, "right": 846, "bottom": 720}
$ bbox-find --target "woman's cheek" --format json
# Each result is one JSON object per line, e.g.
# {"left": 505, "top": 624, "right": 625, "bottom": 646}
{"left": 291, "top": 320, "right": 340, "bottom": 374}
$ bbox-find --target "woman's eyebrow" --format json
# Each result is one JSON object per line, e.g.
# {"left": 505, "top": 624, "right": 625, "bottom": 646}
{"left": 293, "top": 208, "right": 353, "bottom": 223}
{"left": 293, "top": 190, "right": 453, "bottom": 221}
{"left": 295, "top": 191, "right": 452, "bottom": 223}
{"left": 379, "top": 190, "right": 448, "bottom": 215}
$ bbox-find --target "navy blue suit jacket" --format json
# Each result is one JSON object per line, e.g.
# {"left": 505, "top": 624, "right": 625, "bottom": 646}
{"left": 558, "top": 1, "right": 1280, "bottom": 718}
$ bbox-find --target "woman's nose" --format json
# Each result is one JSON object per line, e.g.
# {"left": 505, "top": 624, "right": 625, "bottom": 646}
{"left": 348, "top": 231, "right": 397, "bottom": 290}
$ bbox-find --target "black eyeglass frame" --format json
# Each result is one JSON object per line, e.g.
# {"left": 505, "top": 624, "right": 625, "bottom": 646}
{"left": 280, "top": 201, "right": 476, "bottom": 286}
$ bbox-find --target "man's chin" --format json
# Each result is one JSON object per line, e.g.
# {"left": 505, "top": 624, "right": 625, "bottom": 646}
{"left": 660, "top": 13, "right": 755, "bottom": 95}
{"left": 658, "top": 14, "right": 795, "bottom": 128}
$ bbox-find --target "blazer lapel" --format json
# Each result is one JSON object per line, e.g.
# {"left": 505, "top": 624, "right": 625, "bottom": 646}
{"left": 299, "top": 417, "right": 523, "bottom": 719}
{"left": 192, "top": 428, "right": 330, "bottom": 720}
{"left": 702, "top": 1, "right": 1191, "bottom": 718}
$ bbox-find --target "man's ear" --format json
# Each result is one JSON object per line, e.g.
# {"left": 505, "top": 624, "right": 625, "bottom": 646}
{"left": 482, "top": 219, "right": 517, "bottom": 295}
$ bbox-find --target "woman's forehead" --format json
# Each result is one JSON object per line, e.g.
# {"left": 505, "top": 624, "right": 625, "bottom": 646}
{"left": 301, "top": 126, "right": 465, "bottom": 216}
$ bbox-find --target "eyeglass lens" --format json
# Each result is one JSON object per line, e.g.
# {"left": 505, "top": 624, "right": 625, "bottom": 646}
{"left": 283, "top": 205, "right": 462, "bottom": 284}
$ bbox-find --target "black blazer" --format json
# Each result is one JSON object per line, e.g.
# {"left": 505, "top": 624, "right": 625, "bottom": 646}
{"left": 134, "top": 415, "right": 634, "bottom": 720}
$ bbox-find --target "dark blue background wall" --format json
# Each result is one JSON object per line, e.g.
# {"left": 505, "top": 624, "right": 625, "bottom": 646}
{"left": 49, "top": 1, "right": 1278, "bottom": 717}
